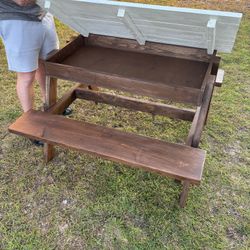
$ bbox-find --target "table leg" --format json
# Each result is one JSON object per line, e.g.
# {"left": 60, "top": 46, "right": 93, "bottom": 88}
{"left": 179, "top": 181, "right": 190, "bottom": 208}
{"left": 44, "top": 76, "right": 57, "bottom": 163}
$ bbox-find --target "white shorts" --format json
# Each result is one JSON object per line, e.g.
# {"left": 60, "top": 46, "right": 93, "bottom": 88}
{"left": 0, "top": 13, "right": 59, "bottom": 72}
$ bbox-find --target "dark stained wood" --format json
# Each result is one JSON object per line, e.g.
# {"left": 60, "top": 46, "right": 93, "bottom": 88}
{"left": 179, "top": 181, "right": 191, "bottom": 208}
{"left": 43, "top": 35, "right": 214, "bottom": 105}
{"left": 86, "top": 34, "right": 212, "bottom": 62}
{"left": 61, "top": 45, "right": 208, "bottom": 90}
{"left": 47, "top": 35, "right": 84, "bottom": 63}
{"left": 44, "top": 76, "right": 57, "bottom": 162}
{"left": 47, "top": 83, "right": 83, "bottom": 115}
{"left": 43, "top": 49, "right": 59, "bottom": 62}
{"left": 45, "top": 62, "right": 202, "bottom": 105}
{"left": 197, "top": 51, "right": 217, "bottom": 104}
{"left": 9, "top": 32, "right": 223, "bottom": 207}
{"left": 211, "top": 56, "right": 221, "bottom": 76}
{"left": 44, "top": 76, "right": 57, "bottom": 110}
{"left": 44, "top": 144, "right": 54, "bottom": 163}
{"left": 192, "top": 75, "right": 215, "bottom": 147}
{"left": 9, "top": 110, "right": 206, "bottom": 184}
{"left": 186, "top": 107, "right": 201, "bottom": 146}
{"left": 75, "top": 88, "right": 195, "bottom": 121}
{"left": 205, "top": 83, "right": 215, "bottom": 126}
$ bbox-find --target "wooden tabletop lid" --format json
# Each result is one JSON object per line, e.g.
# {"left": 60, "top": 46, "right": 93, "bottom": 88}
{"left": 38, "top": 0, "right": 242, "bottom": 54}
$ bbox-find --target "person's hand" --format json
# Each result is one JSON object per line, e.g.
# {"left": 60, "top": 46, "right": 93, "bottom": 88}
{"left": 13, "top": 0, "right": 36, "bottom": 6}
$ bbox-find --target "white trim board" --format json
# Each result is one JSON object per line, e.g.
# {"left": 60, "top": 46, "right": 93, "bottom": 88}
{"left": 38, "top": 0, "right": 242, "bottom": 54}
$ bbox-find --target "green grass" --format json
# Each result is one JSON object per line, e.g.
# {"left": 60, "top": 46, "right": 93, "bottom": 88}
{"left": 0, "top": 1, "right": 249, "bottom": 249}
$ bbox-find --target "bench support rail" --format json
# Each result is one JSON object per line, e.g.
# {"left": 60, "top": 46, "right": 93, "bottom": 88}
{"left": 75, "top": 88, "right": 196, "bottom": 121}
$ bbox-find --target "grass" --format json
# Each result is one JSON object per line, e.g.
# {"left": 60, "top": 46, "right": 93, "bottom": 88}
{"left": 0, "top": 1, "right": 249, "bottom": 249}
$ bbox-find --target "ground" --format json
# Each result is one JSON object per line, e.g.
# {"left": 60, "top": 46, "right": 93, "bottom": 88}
{"left": 0, "top": 0, "right": 249, "bottom": 249}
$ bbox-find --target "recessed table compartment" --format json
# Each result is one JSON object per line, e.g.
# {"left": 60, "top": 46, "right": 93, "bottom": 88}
{"left": 45, "top": 35, "right": 213, "bottom": 105}
{"left": 62, "top": 45, "right": 209, "bottom": 89}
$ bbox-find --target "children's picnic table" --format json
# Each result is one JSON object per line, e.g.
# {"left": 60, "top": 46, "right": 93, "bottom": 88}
{"left": 9, "top": 0, "right": 242, "bottom": 207}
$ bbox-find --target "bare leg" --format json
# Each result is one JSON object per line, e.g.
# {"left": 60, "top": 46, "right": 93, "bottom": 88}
{"left": 35, "top": 60, "right": 46, "bottom": 104}
{"left": 16, "top": 71, "right": 36, "bottom": 112}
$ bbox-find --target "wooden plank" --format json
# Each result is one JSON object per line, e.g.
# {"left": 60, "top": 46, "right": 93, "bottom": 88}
{"left": 45, "top": 62, "right": 202, "bottom": 105}
{"left": 179, "top": 181, "right": 191, "bottom": 208}
{"left": 207, "top": 19, "right": 217, "bottom": 54}
{"left": 47, "top": 35, "right": 84, "bottom": 63}
{"left": 9, "top": 110, "right": 206, "bottom": 184}
{"left": 44, "top": 0, "right": 51, "bottom": 9}
{"left": 86, "top": 34, "right": 212, "bottom": 62}
{"left": 186, "top": 107, "right": 201, "bottom": 146}
{"left": 117, "top": 8, "right": 145, "bottom": 45}
{"left": 44, "top": 76, "right": 57, "bottom": 162}
{"left": 197, "top": 51, "right": 217, "bottom": 104}
{"left": 47, "top": 83, "right": 83, "bottom": 115}
{"left": 37, "top": 0, "right": 242, "bottom": 53}
{"left": 52, "top": 1, "right": 90, "bottom": 37}
{"left": 211, "top": 56, "right": 221, "bottom": 75}
{"left": 75, "top": 88, "right": 195, "bottom": 121}
{"left": 61, "top": 45, "right": 209, "bottom": 90}
{"left": 214, "top": 69, "right": 224, "bottom": 87}
{"left": 192, "top": 75, "right": 215, "bottom": 147}
{"left": 204, "top": 83, "right": 215, "bottom": 126}
{"left": 45, "top": 76, "right": 57, "bottom": 110}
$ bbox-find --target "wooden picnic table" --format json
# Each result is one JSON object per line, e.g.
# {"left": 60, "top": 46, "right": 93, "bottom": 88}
{"left": 9, "top": 0, "right": 242, "bottom": 207}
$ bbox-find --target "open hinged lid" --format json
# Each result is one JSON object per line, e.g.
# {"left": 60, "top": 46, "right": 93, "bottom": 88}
{"left": 38, "top": 0, "right": 242, "bottom": 54}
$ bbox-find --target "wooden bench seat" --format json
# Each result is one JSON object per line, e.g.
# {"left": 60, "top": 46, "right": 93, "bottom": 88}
{"left": 9, "top": 110, "right": 206, "bottom": 185}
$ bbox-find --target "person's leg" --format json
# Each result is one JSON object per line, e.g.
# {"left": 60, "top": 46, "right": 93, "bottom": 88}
{"left": 16, "top": 71, "right": 36, "bottom": 112}
{"left": 16, "top": 71, "right": 44, "bottom": 146}
{"left": 35, "top": 59, "right": 46, "bottom": 104}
